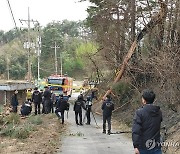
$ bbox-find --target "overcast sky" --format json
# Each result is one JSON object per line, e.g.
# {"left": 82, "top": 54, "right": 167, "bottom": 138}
{"left": 0, "top": 0, "right": 90, "bottom": 32}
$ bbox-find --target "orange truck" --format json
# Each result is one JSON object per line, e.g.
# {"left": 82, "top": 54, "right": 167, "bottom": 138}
{"left": 46, "top": 74, "right": 73, "bottom": 98}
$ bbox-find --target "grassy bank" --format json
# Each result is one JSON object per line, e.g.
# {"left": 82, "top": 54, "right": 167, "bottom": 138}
{"left": 0, "top": 113, "right": 66, "bottom": 154}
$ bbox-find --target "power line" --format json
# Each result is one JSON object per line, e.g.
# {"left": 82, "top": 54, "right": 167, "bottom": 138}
{"left": 6, "top": 0, "right": 25, "bottom": 46}
{"left": 6, "top": 0, "right": 18, "bottom": 30}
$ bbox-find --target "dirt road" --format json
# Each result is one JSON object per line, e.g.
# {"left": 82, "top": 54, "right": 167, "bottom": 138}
{"left": 58, "top": 92, "right": 134, "bottom": 154}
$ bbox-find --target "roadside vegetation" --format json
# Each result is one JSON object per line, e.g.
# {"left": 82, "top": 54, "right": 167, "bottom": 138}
{"left": 0, "top": 111, "right": 65, "bottom": 153}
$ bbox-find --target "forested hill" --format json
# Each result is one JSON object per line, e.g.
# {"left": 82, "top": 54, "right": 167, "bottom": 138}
{"left": 0, "top": 20, "right": 98, "bottom": 80}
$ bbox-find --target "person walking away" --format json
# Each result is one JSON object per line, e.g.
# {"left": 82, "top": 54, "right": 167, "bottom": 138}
{"left": 32, "top": 87, "right": 42, "bottom": 115}
{"left": 102, "top": 95, "right": 114, "bottom": 135}
{"left": 11, "top": 90, "right": 19, "bottom": 113}
{"left": 55, "top": 94, "right": 68, "bottom": 124}
{"left": 86, "top": 96, "right": 92, "bottom": 125}
{"left": 26, "top": 89, "right": 32, "bottom": 104}
{"left": 63, "top": 93, "right": 70, "bottom": 102}
{"left": 43, "top": 86, "right": 51, "bottom": 114}
{"left": 50, "top": 90, "right": 56, "bottom": 113}
{"left": 73, "top": 95, "right": 86, "bottom": 125}
{"left": 20, "top": 101, "right": 32, "bottom": 116}
{"left": 132, "top": 89, "right": 162, "bottom": 154}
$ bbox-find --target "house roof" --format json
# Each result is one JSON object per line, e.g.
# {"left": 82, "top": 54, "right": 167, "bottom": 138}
{"left": 0, "top": 80, "right": 35, "bottom": 91}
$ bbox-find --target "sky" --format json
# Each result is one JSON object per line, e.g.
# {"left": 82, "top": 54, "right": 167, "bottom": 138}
{"left": 0, "top": 0, "right": 91, "bottom": 31}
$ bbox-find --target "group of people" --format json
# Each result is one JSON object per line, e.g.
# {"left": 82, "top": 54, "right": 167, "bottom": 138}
{"left": 11, "top": 87, "right": 163, "bottom": 154}
{"left": 10, "top": 86, "right": 69, "bottom": 123}
{"left": 73, "top": 89, "right": 163, "bottom": 154}
{"left": 73, "top": 92, "right": 114, "bottom": 136}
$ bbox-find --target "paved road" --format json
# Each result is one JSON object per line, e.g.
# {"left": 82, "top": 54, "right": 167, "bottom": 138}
{"left": 58, "top": 93, "right": 134, "bottom": 154}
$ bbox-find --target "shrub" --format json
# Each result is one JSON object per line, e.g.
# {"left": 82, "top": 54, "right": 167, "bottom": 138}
{"left": 112, "top": 81, "right": 132, "bottom": 103}
{"left": 0, "top": 115, "right": 4, "bottom": 125}
{"left": 113, "top": 81, "right": 131, "bottom": 95}
{"left": 0, "top": 124, "right": 14, "bottom": 137}
{"left": 0, "top": 123, "right": 34, "bottom": 139}
{"left": 28, "top": 115, "right": 43, "bottom": 125}
{"left": 0, "top": 105, "right": 3, "bottom": 113}
{"left": 4, "top": 113, "right": 20, "bottom": 124}
{"left": 12, "top": 124, "right": 33, "bottom": 139}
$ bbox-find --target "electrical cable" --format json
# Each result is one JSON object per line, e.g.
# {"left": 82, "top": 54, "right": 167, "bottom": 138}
{"left": 6, "top": 0, "right": 24, "bottom": 45}
{"left": 6, "top": 0, "right": 18, "bottom": 30}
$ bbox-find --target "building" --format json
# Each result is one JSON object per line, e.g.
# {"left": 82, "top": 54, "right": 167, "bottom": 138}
{"left": 0, "top": 80, "right": 35, "bottom": 105}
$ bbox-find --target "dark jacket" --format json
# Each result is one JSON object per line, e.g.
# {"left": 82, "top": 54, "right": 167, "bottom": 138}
{"left": 132, "top": 104, "right": 162, "bottom": 150}
{"left": 32, "top": 90, "right": 42, "bottom": 103}
{"left": 101, "top": 99, "right": 114, "bottom": 117}
{"left": 43, "top": 89, "right": 51, "bottom": 100}
{"left": 73, "top": 100, "right": 86, "bottom": 112}
{"left": 56, "top": 98, "right": 68, "bottom": 112}
{"left": 11, "top": 94, "right": 18, "bottom": 106}
{"left": 21, "top": 103, "right": 32, "bottom": 116}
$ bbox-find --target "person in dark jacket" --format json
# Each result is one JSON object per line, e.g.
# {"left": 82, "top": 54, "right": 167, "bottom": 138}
{"left": 86, "top": 96, "right": 92, "bottom": 125}
{"left": 20, "top": 101, "right": 32, "bottom": 116}
{"left": 101, "top": 95, "right": 114, "bottom": 135}
{"left": 43, "top": 86, "right": 51, "bottom": 114}
{"left": 73, "top": 94, "right": 86, "bottom": 125}
{"left": 32, "top": 87, "right": 42, "bottom": 115}
{"left": 11, "top": 90, "right": 19, "bottom": 113}
{"left": 55, "top": 94, "right": 68, "bottom": 124}
{"left": 132, "top": 89, "right": 162, "bottom": 154}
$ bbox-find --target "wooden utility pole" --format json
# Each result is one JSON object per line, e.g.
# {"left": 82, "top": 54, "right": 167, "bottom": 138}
{"left": 51, "top": 42, "right": 60, "bottom": 75}
{"left": 20, "top": 7, "right": 39, "bottom": 82}
{"left": 27, "top": 7, "right": 31, "bottom": 81}
{"left": 6, "top": 56, "right": 10, "bottom": 80}
{"left": 60, "top": 54, "right": 63, "bottom": 76}
{"left": 37, "top": 36, "right": 41, "bottom": 80}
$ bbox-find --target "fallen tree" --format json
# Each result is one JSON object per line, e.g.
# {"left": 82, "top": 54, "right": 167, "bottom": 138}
{"left": 101, "top": 0, "right": 167, "bottom": 100}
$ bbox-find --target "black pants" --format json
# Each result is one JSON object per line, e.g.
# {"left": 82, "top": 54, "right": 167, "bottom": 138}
{"left": 55, "top": 109, "right": 65, "bottom": 124}
{"left": 86, "top": 108, "right": 91, "bottom": 124}
{"left": 34, "top": 102, "right": 41, "bottom": 115}
{"left": 75, "top": 111, "right": 82, "bottom": 124}
{"left": 44, "top": 99, "right": 51, "bottom": 114}
{"left": 12, "top": 106, "right": 17, "bottom": 113}
{"left": 27, "top": 99, "right": 32, "bottom": 102}
{"left": 61, "top": 111, "right": 65, "bottom": 124}
{"left": 103, "top": 115, "right": 111, "bottom": 132}
{"left": 50, "top": 101, "right": 54, "bottom": 113}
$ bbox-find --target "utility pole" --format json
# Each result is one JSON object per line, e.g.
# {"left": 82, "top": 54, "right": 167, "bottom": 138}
{"left": 27, "top": 7, "right": 31, "bottom": 82}
{"left": 51, "top": 42, "right": 60, "bottom": 75}
{"left": 60, "top": 54, "right": 63, "bottom": 76}
{"left": 20, "top": 7, "right": 38, "bottom": 82}
{"left": 37, "top": 36, "right": 41, "bottom": 80}
{"left": 6, "top": 56, "right": 10, "bottom": 80}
